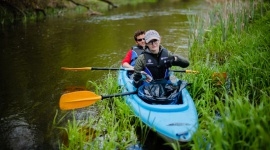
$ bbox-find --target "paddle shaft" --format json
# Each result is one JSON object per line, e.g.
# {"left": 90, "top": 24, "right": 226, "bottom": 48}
{"left": 90, "top": 67, "right": 124, "bottom": 70}
{"left": 61, "top": 67, "right": 127, "bottom": 71}
{"left": 61, "top": 67, "right": 198, "bottom": 73}
{"left": 172, "top": 70, "right": 199, "bottom": 73}
{"left": 102, "top": 91, "right": 137, "bottom": 99}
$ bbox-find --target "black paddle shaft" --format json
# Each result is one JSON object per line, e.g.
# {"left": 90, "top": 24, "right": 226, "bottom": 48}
{"left": 101, "top": 91, "right": 137, "bottom": 99}
{"left": 91, "top": 67, "right": 135, "bottom": 71}
{"left": 91, "top": 68, "right": 186, "bottom": 72}
{"left": 91, "top": 67, "right": 123, "bottom": 70}
{"left": 171, "top": 70, "right": 186, "bottom": 72}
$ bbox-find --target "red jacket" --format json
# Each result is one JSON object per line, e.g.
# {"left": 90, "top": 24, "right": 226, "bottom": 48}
{"left": 121, "top": 50, "right": 133, "bottom": 65}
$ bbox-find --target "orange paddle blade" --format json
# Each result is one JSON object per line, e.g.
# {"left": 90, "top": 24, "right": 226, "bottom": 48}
{"left": 60, "top": 91, "right": 102, "bottom": 110}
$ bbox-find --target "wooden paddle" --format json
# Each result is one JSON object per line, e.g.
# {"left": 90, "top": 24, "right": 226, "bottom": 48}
{"left": 61, "top": 67, "right": 199, "bottom": 73}
{"left": 59, "top": 90, "right": 137, "bottom": 110}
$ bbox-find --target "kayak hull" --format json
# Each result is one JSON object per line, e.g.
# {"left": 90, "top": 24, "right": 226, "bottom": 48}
{"left": 117, "top": 69, "right": 198, "bottom": 142}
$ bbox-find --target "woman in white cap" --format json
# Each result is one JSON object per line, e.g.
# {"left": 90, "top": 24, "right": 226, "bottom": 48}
{"left": 133, "top": 30, "right": 189, "bottom": 88}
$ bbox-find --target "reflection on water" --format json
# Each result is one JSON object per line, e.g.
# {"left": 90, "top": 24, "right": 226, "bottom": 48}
{"left": 0, "top": 0, "right": 207, "bottom": 149}
{"left": 63, "top": 86, "right": 87, "bottom": 94}
{"left": 88, "top": 8, "right": 194, "bottom": 22}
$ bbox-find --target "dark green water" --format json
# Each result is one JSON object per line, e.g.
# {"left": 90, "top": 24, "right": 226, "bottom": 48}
{"left": 0, "top": 1, "right": 207, "bottom": 149}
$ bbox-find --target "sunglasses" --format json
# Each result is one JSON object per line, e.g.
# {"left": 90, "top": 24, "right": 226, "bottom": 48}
{"left": 146, "top": 39, "right": 159, "bottom": 45}
{"left": 136, "top": 38, "right": 145, "bottom": 42}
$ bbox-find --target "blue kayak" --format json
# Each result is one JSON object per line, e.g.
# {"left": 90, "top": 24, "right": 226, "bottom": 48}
{"left": 117, "top": 69, "right": 198, "bottom": 142}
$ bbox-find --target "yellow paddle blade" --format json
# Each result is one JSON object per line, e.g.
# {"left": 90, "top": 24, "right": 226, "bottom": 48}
{"left": 60, "top": 91, "right": 102, "bottom": 110}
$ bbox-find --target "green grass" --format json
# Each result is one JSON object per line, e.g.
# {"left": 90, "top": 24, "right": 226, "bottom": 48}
{"left": 58, "top": 73, "right": 147, "bottom": 150}
{"left": 186, "top": 0, "right": 270, "bottom": 149}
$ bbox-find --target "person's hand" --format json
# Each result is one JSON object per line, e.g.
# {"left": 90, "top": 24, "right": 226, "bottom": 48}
{"left": 133, "top": 73, "right": 142, "bottom": 81}
{"left": 164, "top": 56, "right": 175, "bottom": 68}
{"left": 140, "top": 71, "right": 152, "bottom": 82}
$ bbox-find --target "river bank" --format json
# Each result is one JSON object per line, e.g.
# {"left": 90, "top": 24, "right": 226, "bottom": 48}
{"left": 0, "top": 0, "right": 154, "bottom": 25}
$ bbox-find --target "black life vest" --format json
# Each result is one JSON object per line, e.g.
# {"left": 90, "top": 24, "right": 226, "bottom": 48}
{"left": 130, "top": 46, "right": 144, "bottom": 66}
{"left": 144, "top": 48, "right": 170, "bottom": 80}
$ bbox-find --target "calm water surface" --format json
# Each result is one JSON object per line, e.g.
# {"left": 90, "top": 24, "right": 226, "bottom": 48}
{"left": 0, "top": 1, "right": 208, "bottom": 149}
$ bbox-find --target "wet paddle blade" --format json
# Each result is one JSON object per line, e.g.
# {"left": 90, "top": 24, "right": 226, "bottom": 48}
{"left": 60, "top": 91, "right": 102, "bottom": 110}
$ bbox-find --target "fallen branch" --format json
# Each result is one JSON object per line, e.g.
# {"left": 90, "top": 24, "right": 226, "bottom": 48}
{"left": 99, "top": 0, "right": 118, "bottom": 8}
{"left": 68, "top": 0, "right": 90, "bottom": 10}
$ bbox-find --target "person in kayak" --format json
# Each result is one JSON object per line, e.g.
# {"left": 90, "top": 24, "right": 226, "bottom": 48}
{"left": 133, "top": 30, "right": 190, "bottom": 88}
{"left": 121, "top": 30, "right": 146, "bottom": 69}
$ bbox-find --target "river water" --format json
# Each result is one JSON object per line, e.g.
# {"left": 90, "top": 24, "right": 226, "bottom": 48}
{"left": 0, "top": 1, "right": 207, "bottom": 149}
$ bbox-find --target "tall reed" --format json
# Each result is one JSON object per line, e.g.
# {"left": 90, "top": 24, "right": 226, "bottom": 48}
{"left": 187, "top": 0, "right": 270, "bottom": 149}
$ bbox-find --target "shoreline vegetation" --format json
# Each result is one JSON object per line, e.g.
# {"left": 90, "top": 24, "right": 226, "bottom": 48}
{"left": 53, "top": 0, "right": 270, "bottom": 150}
{"left": 187, "top": 0, "right": 270, "bottom": 149}
{"left": 0, "top": 0, "right": 156, "bottom": 25}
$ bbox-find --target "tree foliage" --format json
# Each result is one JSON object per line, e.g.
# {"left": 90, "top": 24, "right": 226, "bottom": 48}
{"left": 0, "top": 0, "right": 117, "bottom": 23}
